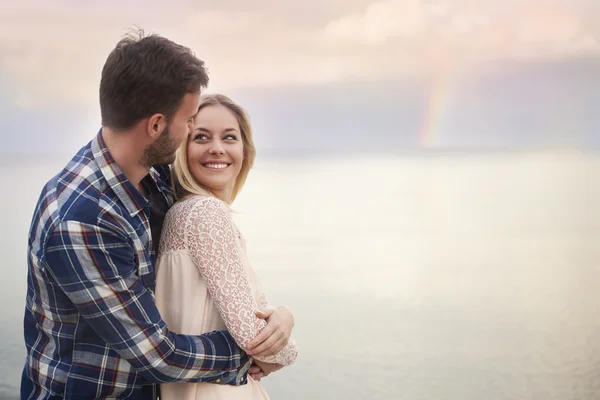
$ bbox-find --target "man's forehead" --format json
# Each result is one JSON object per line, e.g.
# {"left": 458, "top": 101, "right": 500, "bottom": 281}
{"left": 180, "top": 92, "right": 202, "bottom": 114}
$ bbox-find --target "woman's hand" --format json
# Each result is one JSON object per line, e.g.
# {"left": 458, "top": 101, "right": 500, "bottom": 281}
{"left": 247, "top": 306, "right": 295, "bottom": 357}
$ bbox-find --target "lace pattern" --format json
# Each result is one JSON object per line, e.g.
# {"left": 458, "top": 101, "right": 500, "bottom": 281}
{"left": 160, "top": 195, "right": 298, "bottom": 366}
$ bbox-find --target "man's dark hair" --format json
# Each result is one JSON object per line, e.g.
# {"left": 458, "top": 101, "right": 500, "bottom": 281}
{"left": 100, "top": 28, "right": 209, "bottom": 130}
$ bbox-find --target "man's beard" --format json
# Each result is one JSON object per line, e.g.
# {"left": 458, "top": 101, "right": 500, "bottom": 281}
{"left": 140, "top": 125, "right": 179, "bottom": 168}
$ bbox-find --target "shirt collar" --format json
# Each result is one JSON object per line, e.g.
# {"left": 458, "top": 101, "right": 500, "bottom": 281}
{"left": 91, "top": 129, "right": 150, "bottom": 217}
{"left": 148, "top": 164, "right": 173, "bottom": 195}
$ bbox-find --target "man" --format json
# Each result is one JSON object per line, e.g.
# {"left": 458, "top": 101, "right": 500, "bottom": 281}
{"left": 21, "top": 31, "right": 290, "bottom": 399}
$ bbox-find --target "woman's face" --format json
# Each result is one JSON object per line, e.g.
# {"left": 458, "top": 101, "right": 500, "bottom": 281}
{"left": 187, "top": 104, "right": 244, "bottom": 201}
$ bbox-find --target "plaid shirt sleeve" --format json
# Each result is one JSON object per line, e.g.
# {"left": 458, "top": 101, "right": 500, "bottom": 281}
{"left": 44, "top": 219, "right": 251, "bottom": 384}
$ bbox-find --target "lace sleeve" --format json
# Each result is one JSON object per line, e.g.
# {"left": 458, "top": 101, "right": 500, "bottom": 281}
{"left": 185, "top": 196, "right": 298, "bottom": 366}
{"left": 258, "top": 293, "right": 268, "bottom": 309}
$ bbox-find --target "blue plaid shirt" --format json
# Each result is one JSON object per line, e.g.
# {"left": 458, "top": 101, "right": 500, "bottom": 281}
{"left": 21, "top": 131, "right": 251, "bottom": 399}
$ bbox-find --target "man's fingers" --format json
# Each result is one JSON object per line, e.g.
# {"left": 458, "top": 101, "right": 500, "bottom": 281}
{"left": 250, "top": 372, "right": 264, "bottom": 381}
{"left": 248, "top": 365, "right": 262, "bottom": 374}
{"left": 249, "top": 364, "right": 265, "bottom": 381}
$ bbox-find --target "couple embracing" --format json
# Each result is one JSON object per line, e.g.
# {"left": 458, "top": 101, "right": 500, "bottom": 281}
{"left": 21, "top": 30, "right": 298, "bottom": 400}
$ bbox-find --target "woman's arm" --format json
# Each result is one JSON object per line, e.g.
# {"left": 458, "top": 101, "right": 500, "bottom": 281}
{"left": 186, "top": 196, "right": 298, "bottom": 366}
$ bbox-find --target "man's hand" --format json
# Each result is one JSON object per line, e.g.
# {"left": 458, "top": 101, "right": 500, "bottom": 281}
{"left": 248, "top": 360, "right": 284, "bottom": 381}
{"left": 248, "top": 363, "right": 265, "bottom": 381}
{"left": 247, "top": 306, "right": 295, "bottom": 357}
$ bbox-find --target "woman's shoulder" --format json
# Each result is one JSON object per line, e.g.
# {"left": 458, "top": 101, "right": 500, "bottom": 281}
{"left": 185, "top": 194, "right": 227, "bottom": 208}
{"left": 174, "top": 195, "right": 230, "bottom": 217}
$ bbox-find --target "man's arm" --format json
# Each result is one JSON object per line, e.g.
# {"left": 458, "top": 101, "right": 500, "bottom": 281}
{"left": 44, "top": 220, "right": 251, "bottom": 384}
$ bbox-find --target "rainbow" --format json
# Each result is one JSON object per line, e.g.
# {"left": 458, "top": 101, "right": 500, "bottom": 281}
{"left": 418, "top": 65, "right": 453, "bottom": 148}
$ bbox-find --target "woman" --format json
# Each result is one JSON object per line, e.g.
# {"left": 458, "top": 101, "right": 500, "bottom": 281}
{"left": 155, "top": 94, "right": 299, "bottom": 399}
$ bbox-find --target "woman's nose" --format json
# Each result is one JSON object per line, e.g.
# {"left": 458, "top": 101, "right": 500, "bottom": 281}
{"left": 209, "top": 141, "right": 225, "bottom": 155}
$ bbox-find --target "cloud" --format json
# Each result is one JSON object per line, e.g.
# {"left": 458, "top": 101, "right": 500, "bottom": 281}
{"left": 217, "top": 55, "right": 600, "bottom": 153}
{"left": 322, "top": 0, "right": 599, "bottom": 68}
{"left": 0, "top": 3, "right": 143, "bottom": 109}
{"left": 2, "top": 52, "right": 599, "bottom": 154}
{"left": 324, "top": 0, "right": 428, "bottom": 44}
{"left": 179, "top": 10, "right": 336, "bottom": 89}
{"left": 0, "top": 0, "right": 599, "bottom": 125}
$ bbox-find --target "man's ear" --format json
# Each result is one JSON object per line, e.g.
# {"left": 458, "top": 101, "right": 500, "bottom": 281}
{"left": 146, "top": 113, "right": 167, "bottom": 140}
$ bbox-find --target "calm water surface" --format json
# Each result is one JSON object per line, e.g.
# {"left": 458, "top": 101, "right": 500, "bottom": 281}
{"left": 1, "top": 151, "right": 598, "bottom": 399}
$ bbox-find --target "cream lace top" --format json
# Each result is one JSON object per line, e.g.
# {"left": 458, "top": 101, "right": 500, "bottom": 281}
{"left": 156, "top": 195, "right": 298, "bottom": 366}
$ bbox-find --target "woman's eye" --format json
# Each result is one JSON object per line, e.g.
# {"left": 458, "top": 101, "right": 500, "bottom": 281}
{"left": 194, "top": 133, "right": 209, "bottom": 140}
{"left": 224, "top": 135, "right": 238, "bottom": 140}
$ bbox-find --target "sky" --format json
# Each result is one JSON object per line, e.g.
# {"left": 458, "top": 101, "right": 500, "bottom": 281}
{"left": 1, "top": 0, "right": 599, "bottom": 154}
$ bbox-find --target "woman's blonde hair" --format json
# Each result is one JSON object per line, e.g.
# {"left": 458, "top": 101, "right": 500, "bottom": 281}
{"left": 171, "top": 93, "right": 256, "bottom": 204}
